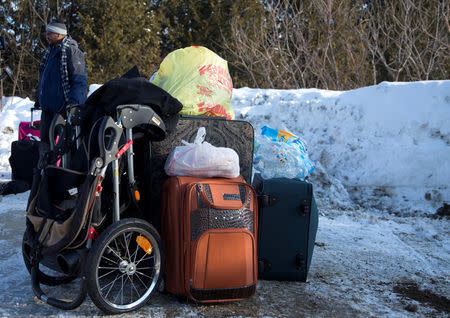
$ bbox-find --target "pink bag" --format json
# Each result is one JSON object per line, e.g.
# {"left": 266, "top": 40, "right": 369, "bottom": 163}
{"left": 18, "top": 121, "right": 41, "bottom": 141}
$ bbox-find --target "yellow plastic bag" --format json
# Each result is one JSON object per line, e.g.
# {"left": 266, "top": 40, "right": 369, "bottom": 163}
{"left": 152, "top": 46, "right": 234, "bottom": 119}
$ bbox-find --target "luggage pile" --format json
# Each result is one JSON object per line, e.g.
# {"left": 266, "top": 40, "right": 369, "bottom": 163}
{"left": 151, "top": 47, "right": 319, "bottom": 300}
{"left": 153, "top": 117, "right": 319, "bottom": 303}
{"left": 12, "top": 47, "right": 319, "bottom": 314}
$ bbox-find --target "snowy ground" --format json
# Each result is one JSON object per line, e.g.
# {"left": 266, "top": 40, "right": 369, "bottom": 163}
{"left": 0, "top": 80, "right": 449, "bottom": 317}
{"left": 0, "top": 192, "right": 448, "bottom": 317}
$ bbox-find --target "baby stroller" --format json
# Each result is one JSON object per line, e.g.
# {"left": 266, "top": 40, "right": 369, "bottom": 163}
{"left": 22, "top": 103, "right": 167, "bottom": 314}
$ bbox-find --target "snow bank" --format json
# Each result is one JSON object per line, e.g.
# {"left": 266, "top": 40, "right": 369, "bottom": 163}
{"left": 1, "top": 80, "right": 449, "bottom": 213}
{"left": 232, "top": 81, "right": 450, "bottom": 213}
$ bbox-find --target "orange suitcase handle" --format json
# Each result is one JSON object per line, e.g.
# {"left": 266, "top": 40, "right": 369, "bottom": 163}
{"left": 197, "top": 182, "right": 253, "bottom": 210}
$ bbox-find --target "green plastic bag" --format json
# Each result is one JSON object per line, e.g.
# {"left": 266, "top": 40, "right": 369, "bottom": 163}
{"left": 152, "top": 46, "right": 235, "bottom": 119}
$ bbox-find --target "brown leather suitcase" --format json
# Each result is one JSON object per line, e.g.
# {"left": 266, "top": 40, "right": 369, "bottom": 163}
{"left": 161, "top": 175, "right": 258, "bottom": 303}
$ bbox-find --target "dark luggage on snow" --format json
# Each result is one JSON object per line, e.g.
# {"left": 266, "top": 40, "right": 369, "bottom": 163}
{"left": 9, "top": 139, "right": 40, "bottom": 186}
{"left": 253, "top": 174, "right": 319, "bottom": 281}
{"left": 2, "top": 108, "right": 41, "bottom": 195}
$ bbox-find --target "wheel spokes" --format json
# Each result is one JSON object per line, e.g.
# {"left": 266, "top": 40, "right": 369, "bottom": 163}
{"left": 135, "top": 254, "right": 155, "bottom": 266}
{"left": 98, "top": 269, "right": 117, "bottom": 280}
{"left": 102, "top": 273, "right": 122, "bottom": 299}
{"left": 122, "top": 232, "right": 132, "bottom": 261}
{"left": 101, "top": 253, "right": 120, "bottom": 264}
{"left": 126, "top": 275, "right": 142, "bottom": 299}
{"left": 107, "top": 244, "right": 124, "bottom": 262}
{"left": 93, "top": 225, "right": 161, "bottom": 310}
{"left": 134, "top": 270, "right": 154, "bottom": 280}
{"left": 134, "top": 270, "right": 151, "bottom": 291}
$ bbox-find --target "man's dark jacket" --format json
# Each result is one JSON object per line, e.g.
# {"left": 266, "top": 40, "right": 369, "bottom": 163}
{"left": 37, "top": 37, "right": 87, "bottom": 112}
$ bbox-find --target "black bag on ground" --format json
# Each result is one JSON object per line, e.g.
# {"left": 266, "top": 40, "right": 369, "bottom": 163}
{"left": 9, "top": 139, "right": 40, "bottom": 187}
{"left": 1, "top": 107, "right": 41, "bottom": 195}
{"left": 0, "top": 179, "right": 30, "bottom": 195}
{"left": 252, "top": 174, "right": 319, "bottom": 281}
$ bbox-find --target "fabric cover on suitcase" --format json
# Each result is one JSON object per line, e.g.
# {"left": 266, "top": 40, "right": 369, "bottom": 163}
{"left": 149, "top": 115, "right": 254, "bottom": 230}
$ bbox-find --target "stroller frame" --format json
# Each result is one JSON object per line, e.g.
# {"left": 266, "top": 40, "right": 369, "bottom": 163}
{"left": 23, "top": 104, "right": 167, "bottom": 314}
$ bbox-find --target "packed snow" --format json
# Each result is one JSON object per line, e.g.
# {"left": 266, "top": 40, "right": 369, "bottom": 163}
{"left": 0, "top": 80, "right": 449, "bottom": 317}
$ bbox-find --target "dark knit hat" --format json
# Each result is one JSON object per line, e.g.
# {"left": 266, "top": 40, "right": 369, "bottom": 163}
{"left": 46, "top": 18, "right": 67, "bottom": 35}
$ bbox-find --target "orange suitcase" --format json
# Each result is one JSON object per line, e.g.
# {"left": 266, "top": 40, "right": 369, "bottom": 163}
{"left": 161, "top": 175, "right": 258, "bottom": 303}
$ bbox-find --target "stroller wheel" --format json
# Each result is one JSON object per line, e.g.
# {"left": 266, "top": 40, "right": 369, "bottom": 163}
{"left": 22, "top": 231, "right": 76, "bottom": 286}
{"left": 86, "top": 218, "right": 163, "bottom": 314}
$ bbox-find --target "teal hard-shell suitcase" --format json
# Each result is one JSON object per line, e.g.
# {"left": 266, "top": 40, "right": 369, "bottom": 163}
{"left": 253, "top": 175, "right": 319, "bottom": 281}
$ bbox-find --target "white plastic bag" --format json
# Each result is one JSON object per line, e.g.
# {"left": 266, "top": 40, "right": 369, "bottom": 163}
{"left": 164, "top": 127, "right": 240, "bottom": 178}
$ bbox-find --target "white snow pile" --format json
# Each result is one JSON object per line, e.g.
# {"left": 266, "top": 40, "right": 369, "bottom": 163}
{"left": 0, "top": 80, "right": 449, "bottom": 317}
{"left": 232, "top": 80, "right": 450, "bottom": 215}
{"left": 2, "top": 80, "right": 448, "bottom": 215}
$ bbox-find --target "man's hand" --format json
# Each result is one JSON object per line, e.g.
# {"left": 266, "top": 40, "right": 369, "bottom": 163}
{"left": 65, "top": 104, "right": 83, "bottom": 125}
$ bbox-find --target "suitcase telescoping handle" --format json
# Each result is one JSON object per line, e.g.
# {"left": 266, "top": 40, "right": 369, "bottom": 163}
{"left": 197, "top": 182, "right": 252, "bottom": 210}
{"left": 30, "top": 107, "right": 39, "bottom": 129}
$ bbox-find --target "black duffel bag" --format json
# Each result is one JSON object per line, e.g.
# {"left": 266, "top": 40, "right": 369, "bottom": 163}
{"left": 5, "top": 140, "right": 40, "bottom": 193}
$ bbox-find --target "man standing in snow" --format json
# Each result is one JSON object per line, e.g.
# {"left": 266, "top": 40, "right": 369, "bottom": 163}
{"left": 35, "top": 18, "right": 87, "bottom": 145}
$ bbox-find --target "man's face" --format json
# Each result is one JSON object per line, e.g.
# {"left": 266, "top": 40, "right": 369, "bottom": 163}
{"left": 46, "top": 31, "right": 65, "bottom": 45}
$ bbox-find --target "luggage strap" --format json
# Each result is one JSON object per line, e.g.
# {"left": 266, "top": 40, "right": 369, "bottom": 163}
{"left": 258, "top": 258, "right": 272, "bottom": 273}
{"left": 296, "top": 253, "right": 306, "bottom": 270}
{"left": 299, "top": 183, "right": 312, "bottom": 217}
{"left": 258, "top": 194, "right": 277, "bottom": 207}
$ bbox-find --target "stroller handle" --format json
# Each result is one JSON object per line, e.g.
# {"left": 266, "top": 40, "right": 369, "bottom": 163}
{"left": 117, "top": 104, "right": 166, "bottom": 141}
{"left": 49, "top": 114, "right": 67, "bottom": 154}
{"left": 98, "top": 116, "right": 123, "bottom": 167}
